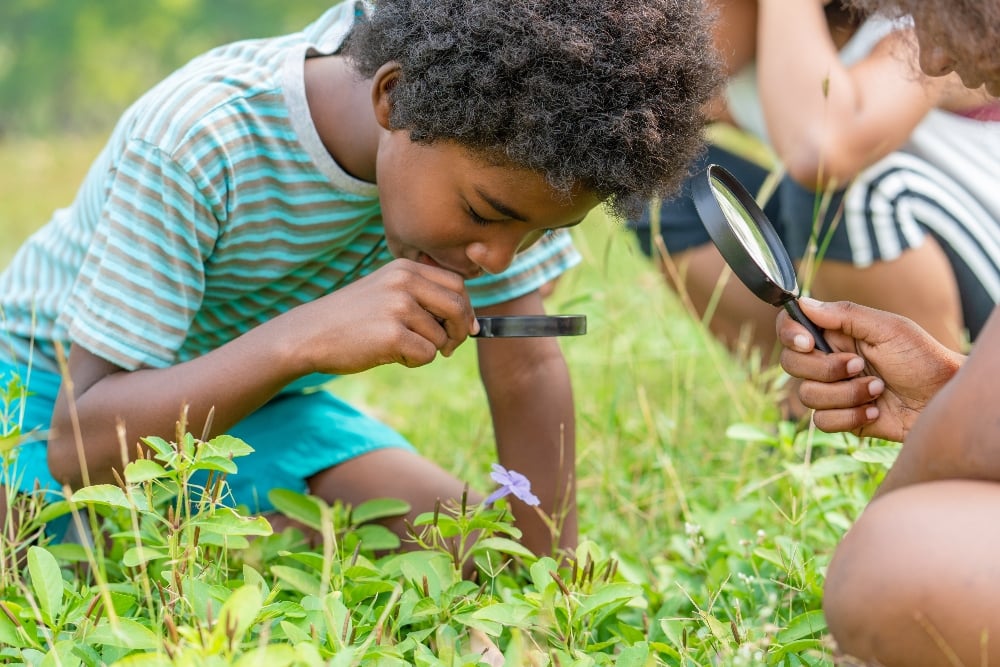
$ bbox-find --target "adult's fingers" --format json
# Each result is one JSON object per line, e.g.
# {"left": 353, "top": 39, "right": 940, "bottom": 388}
{"left": 811, "top": 405, "right": 879, "bottom": 435}
{"left": 797, "top": 376, "right": 884, "bottom": 411}
{"left": 779, "top": 348, "right": 867, "bottom": 383}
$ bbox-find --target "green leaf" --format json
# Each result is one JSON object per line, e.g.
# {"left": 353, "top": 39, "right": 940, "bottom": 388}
{"left": 350, "top": 497, "right": 411, "bottom": 525}
{"left": 139, "top": 436, "right": 174, "bottom": 459}
{"left": 578, "top": 583, "right": 644, "bottom": 618}
{"left": 86, "top": 618, "right": 160, "bottom": 650}
{"left": 851, "top": 444, "right": 902, "bottom": 468}
{"left": 472, "top": 536, "right": 536, "bottom": 560}
{"left": 189, "top": 507, "right": 272, "bottom": 537}
{"left": 725, "top": 423, "right": 777, "bottom": 445}
{"left": 0, "top": 602, "right": 28, "bottom": 648}
{"left": 123, "top": 459, "right": 169, "bottom": 484}
{"left": 775, "top": 609, "right": 827, "bottom": 644}
{"left": 271, "top": 565, "right": 322, "bottom": 596}
{"left": 34, "top": 501, "right": 74, "bottom": 524}
{"left": 529, "top": 557, "right": 559, "bottom": 593}
{"left": 212, "top": 585, "right": 263, "bottom": 647}
{"left": 352, "top": 523, "right": 401, "bottom": 551}
{"left": 268, "top": 488, "right": 324, "bottom": 531}
{"left": 204, "top": 434, "right": 255, "bottom": 458}
{"left": 70, "top": 484, "right": 150, "bottom": 511}
{"left": 233, "top": 644, "right": 299, "bottom": 667}
{"left": 190, "top": 455, "right": 238, "bottom": 474}
{"left": 27, "top": 546, "right": 64, "bottom": 625}
{"left": 122, "top": 546, "right": 169, "bottom": 568}
{"left": 39, "top": 639, "right": 79, "bottom": 667}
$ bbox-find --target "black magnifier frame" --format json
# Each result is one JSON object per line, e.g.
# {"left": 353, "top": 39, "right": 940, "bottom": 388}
{"left": 472, "top": 315, "right": 587, "bottom": 338}
{"left": 691, "top": 164, "right": 832, "bottom": 353}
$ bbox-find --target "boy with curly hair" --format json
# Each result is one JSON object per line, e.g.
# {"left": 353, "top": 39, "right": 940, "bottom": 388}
{"left": 0, "top": 0, "right": 719, "bottom": 554}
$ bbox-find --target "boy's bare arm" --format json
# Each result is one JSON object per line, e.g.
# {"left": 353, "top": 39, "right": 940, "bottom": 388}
{"left": 476, "top": 292, "right": 578, "bottom": 557}
{"left": 47, "top": 259, "right": 477, "bottom": 488}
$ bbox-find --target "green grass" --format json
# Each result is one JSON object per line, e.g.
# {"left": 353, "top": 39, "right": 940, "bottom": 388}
{"left": 0, "top": 136, "right": 891, "bottom": 665}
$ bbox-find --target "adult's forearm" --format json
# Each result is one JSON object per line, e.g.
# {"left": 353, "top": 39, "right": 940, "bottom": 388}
{"left": 876, "top": 310, "right": 1000, "bottom": 498}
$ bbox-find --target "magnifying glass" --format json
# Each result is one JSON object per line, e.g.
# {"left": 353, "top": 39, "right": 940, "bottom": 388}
{"left": 691, "top": 164, "right": 832, "bottom": 353}
{"left": 472, "top": 314, "right": 587, "bottom": 338}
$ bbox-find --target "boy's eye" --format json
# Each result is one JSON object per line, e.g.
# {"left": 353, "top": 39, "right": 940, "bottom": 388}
{"left": 468, "top": 208, "right": 494, "bottom": 226}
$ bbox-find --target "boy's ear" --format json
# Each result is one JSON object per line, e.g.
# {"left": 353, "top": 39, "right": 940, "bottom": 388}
{"left": 371, "top": 62, "right": 402, "bottom": 130}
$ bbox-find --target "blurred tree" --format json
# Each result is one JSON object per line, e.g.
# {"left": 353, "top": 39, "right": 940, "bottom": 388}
{"left": 0, "top": 0, "right": 335, "bottom": 136}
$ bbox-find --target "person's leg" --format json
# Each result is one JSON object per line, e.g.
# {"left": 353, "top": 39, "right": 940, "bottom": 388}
{"left": 824, "top": 480, "right": 1000, "bottom": 666}
{"left": 783, "top": 152, "right": 1000, "bottom": 351}
{"left": 810, "top": 237, "right": 964, "bottom": 351}
{"left": 306, "top": 447, "right": 480, "bottom": 548}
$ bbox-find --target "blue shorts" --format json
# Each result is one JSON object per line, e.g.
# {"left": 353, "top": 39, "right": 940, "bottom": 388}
{"left": 0, "top": 356, "right": 413, "bottom": 514}
{"left": 629, "top": 144, "right": 1000, "bottom": 340}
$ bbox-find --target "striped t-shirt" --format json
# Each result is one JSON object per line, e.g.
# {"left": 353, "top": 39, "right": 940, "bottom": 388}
{"left": 0, "top": 2, "right": 581, "bottom": 373}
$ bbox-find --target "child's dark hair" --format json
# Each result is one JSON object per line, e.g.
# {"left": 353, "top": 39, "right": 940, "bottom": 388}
{"left": 343, "top": 0, "right": 722, "bottom": 218}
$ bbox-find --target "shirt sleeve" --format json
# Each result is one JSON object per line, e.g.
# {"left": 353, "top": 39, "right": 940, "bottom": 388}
{"left": 58, "top": 139, "right": 221, "bottom": 370}
{"left": 464, "top": 228, "right": 581, "bottom": 308}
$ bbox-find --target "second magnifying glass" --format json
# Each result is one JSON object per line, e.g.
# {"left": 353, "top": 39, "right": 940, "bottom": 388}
{"left": 691, "top": 164, "right": 832, "bottom": 353}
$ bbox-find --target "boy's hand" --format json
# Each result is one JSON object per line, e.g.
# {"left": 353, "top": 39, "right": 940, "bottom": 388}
{"left": 776, "top": 298, "right": 964, "bottom": 441}
{"left": 287, "top": 258, "right": 479, "bottom": 374}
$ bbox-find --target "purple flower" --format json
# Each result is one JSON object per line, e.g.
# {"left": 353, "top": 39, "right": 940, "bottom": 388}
{"left": 483, "top": 464, "right": 540, "bottom": 506}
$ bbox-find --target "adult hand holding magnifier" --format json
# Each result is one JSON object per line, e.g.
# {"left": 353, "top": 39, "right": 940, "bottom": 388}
{"left": 692, "top": 164, "right": 833, "bottom": 353}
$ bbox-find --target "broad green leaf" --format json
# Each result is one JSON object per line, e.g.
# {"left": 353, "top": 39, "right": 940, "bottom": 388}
{"left": 234, "top": 644, "right": 299, "bottom": 667}
{"left": 34, "top": 500, "right": 74, "bottom": 524}
{"left": 529, "top": 557, "right": 559, "bottom": 593}
{"left": 122, "top": 546, "right": 169, "bottom": 568}
{"left": 189, "top": 507, "right": 272, "bottom": 537}
{"left": 350, "top": 497, "right": 411, "bottom": 525}
{"left": 614, "top": 642, "right": 651, "bottom": 667}
{"left": 205, "top": 434, "right": 255, "bottom": 458}
{"left": 27, "top": 546, "right": 64, "bottom": 625}
{"left": 189, "top": 455, "right": 238, "bottom": 474}
{"left": 578, "top": 583, "right": 644, "bottom": 618}
{"left": 851, "top": 444, "right": 902, "bottom": 467}
{"left": 775, "top": 609, "right": 827, "bottom": 644}
{"left": 139, "top": 436, "right": 174, "bottom": 459}
{"left": 472, "top": 536, "right": 535, "bottom": 560}
{"left": 124, "top": 459, "right": 169, "bottom": 484}
{"left": 785, "top": 455, "right": 864, "bottom": 481}
{"left": 464, "top": 601, "right": 533, "bottom": 631}
{"left": 725, "top": 423, "right": 777, "bottom": 444}
{"left": 278, "top": 620, "right": 313, "bottom": 644}
{"left": 112, "top": 654, "right": 173, "bottom": 667}
{"left": 86, "top": 618, "right": 160, "bottom": 650}
{"left": 268, "top": 489, "right": 324, "bottom": 531}
{"left": 352, "top": 523, "right": 400, "bottom": 551}
{"left": 39, "top": 639, "right": 80, "bottom": 667}
{"left": 212, "top": 585, "right": 263, "bottom": 646}
{"left": 0, "top": 602, "right": 28, "bottom": 648}
{"left": 70, "top": 484, "right": 150, "bottom": 511}
{"left": 271, "top": 565, "right": 322, "bottom": 596}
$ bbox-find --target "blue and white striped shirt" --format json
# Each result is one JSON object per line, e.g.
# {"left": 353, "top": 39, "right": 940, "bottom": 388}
{"left": 0, "top": 2, "right": 580, "bottom": 373}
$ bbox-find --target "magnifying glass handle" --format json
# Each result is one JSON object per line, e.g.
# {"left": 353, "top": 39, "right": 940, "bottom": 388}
{"left": 784, "top": 299, "right": 833, "bottom": 353}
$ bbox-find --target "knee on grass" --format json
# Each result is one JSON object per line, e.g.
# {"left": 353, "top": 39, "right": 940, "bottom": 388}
{"left": 824, "top": 480, "right": 1000, "bottom": 667}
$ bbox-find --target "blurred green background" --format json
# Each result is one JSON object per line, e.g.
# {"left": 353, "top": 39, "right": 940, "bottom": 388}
{"left": 0, "top": 0, "right": 333, "bottom": 137}
{"left": 0, "top": 1, "right": 334, "bottom": 265}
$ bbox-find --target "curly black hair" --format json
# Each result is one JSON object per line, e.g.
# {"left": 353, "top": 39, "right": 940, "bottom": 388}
{"left": 343, "top": 0, "right": 722, "bottom": 218}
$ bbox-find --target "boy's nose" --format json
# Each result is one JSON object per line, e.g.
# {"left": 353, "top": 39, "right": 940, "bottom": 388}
{"left": 465, "top": 238, "right": 519, "bottom": 276}
{"left": 919, "top": 45, "right": 956, "bottom": 77}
